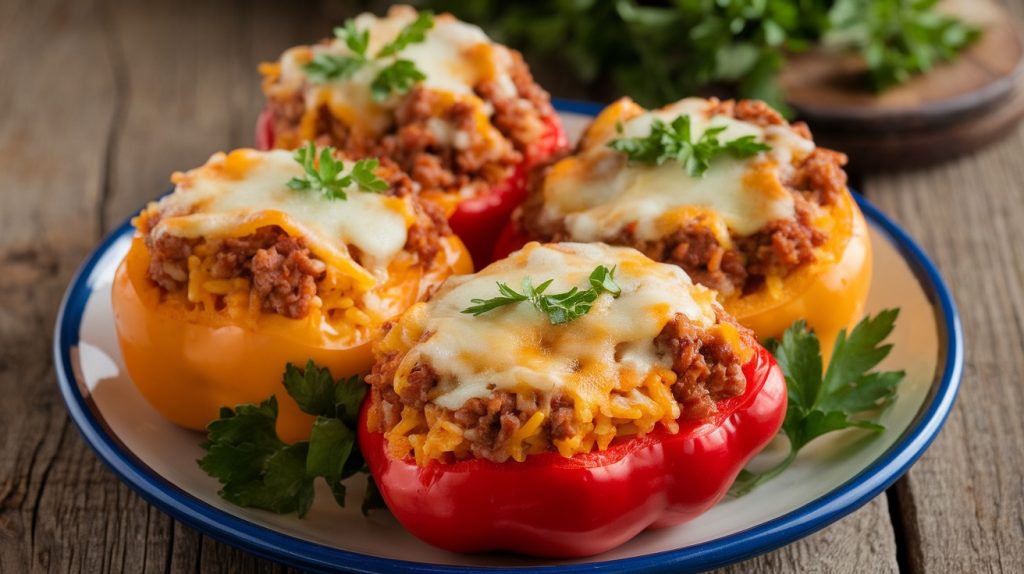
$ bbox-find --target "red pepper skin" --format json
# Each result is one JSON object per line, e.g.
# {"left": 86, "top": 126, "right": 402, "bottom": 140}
{"left": 255, "top": 108, "right": 567, "bottom": 266}
{"left": 359, "top": 345, "right": 787, "bottom": 558}
{"left": 447, "top": 114, "right": 567, "bottom": 265}
{"left": 492, "top": 220, "right": 530, "bottom": 263}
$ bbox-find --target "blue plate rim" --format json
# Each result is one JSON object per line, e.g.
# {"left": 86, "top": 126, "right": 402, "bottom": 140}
{"left": 53, "top": 101, "right": 963, "bottom": 573}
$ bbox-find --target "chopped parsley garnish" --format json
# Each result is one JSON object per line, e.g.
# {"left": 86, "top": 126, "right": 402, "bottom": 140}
{"left": 370, "top": 59, "right": 428, "bottom": 102}
{"left": 287, "top": 142, "right": 388, "bottom": 200}
{"left": 198, "top": 360, "right": 384, "bottom": 517}
{"left": 607, "top": 115, "right": 772, "bottom": 177}
{"left": 462, "top": 265, "right": 622, "bottom": 325}
{"left": 376, "top": 11, "right": 435, "bottom": 57}
{"left": 730, "top": 309, "right": 906, "bottom": 496}
{"left": 303, "top": 11, "right": 435, "bottom": 101}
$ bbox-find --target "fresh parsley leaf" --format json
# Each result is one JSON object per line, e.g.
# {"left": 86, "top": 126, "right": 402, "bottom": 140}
{"left": 462, "top": 265, "right": 621, "bottom": 325}
{"left": 608, "top": 115, "right": 771, "bottom": 177}
{"left": 307, "top": 416, "right": 358, "bottom": 506}
{"left": 335, "top": 19, "right": 370, "bottom": 58}
{"left": 198, "top": 362, "right": 371, "bottom": 518}
{"left": 304, "top": 19, "right": 371, "bottom": 83}
{"left": 370, "top": 59, "right": 427, "bottom": 102}
{"left": 222, "top": 442, "right": 315, "bottom": 517}
{"left": 306, "top": 12, "right": 432, "bottom": 101}
{"left": 376, "top": 11, "right": 435, "bottom": 57}
{"left": 335, "top": 374, "right": 368, "bottom": 427}
{"left": 287, "top": 142, "right": 388, "bottom": 200}
{"left": 303, "top": 53, "right": 366, "bottom": 83}
{"left": 283, "top": 360, "right": 337, "bottom": 417}
{"left": 730, "top": 310, "right": 905, "bottom": 496}
{"left": 350, "top": 158, "right": 389, "bottom": 193}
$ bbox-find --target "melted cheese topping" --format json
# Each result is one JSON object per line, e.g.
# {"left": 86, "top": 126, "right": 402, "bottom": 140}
{"left": 392, "top": 242, "right": 719, "bottom": 413}
{"left": 538, "top": 98, "right": 816, "bottom": 243}
{"left": 275, "top": 6, "right": 515, "bottom": 136}
{"left": 151, "top": 149, "right": 411, "bottom": 287}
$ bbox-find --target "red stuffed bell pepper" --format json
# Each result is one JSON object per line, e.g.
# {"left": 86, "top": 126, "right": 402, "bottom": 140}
{"left": 255, "top": 5, "right": 568, "bottom": 265}
{"left": 359, "top": 242, "right": 786, "bottom": 557}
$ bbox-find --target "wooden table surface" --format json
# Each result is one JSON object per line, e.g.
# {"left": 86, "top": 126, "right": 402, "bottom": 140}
{"left": 2, "top": 0, "right": 1022, "bottom": 572}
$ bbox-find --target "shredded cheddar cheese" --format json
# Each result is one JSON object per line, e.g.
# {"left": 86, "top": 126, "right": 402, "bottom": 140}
{"left": 377, "top": 243, "right": 754, "bottom": 462}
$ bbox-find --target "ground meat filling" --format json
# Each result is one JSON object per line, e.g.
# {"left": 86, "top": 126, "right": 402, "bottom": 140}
{"left": 517, "top": 98, "right": 846, "bottom": 297}
{"left": 142, "top": 167, "right": 451, "bottom": 320}
{"left": 266, "top": 49, "right": 554, "bottom": 199}
{"left": 655, "top": 312, "right": 750, "bottom": 420}
{"left": 367, "top": 313, "right": 750, "bottom": 463}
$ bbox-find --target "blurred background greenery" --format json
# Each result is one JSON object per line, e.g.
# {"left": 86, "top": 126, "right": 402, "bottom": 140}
{"left": 415, "top": 0, "right": 979, "bottom": 114}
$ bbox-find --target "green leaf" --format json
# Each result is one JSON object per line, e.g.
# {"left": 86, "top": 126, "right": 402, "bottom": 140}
{"left": 607, "top": 114, "right": 770, "bottom": 177}
{"left": 461, "top": 265, "right": 621, "bottom": 324}
{"left": 334, "top": 375, "right": 367, "bottom": 427}
{"left": 772, "top": 320, "right": 821, "bottom": 413}
{"left": 287, "top": 142, "right": 390, "bottom": 201}
{"left": 303, "top": 53, "right": 366, "bottom": 84}
{"left": 822, "top": 308, "right": 899, "bottom": 398}
{"left": 284, "top": 360, "right": 337, "bottom": 417}
{"left": 201, "top": 397, "right": 284, "bottom": 461}
{"left": 307, "top": 416, "right": 357, "bottom": 507}
{"left": 350, "top": 159, "right": 389, "bottom": 193}
{"left": 197, "top": 361, "right": 371, "bottom": 519}
{"left": 376, "top": 11, "right": 435, "bottom": 57}
{"left": 589, "top": 265, "right": 621, "bottom": 296}
{"left": 731, "top": 310, "right": 907, "bottom": 496}
{"left": 370, "top": 59, "right": 427, "bottom": 102}
{"left": 335, "top": 20, "right": 369, "bottom": 57}
{"left": 222, "top": 443, "right": 315, "bottom": 517}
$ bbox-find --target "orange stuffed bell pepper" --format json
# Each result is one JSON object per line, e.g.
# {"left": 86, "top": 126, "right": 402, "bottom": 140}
{"left": 360, "top": 242, "right": 786, "bottom": 557}
{"left": 255, "top": 5, "right": 568, "bottom": 264}
{"left": 497, "top": 97, "right": 871, "bottom": 356}
{"left": 112, "top": 146, "right": 471, "bottom": 443}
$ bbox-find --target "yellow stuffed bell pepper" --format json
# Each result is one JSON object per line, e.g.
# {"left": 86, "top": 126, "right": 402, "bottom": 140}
{"left": 112, "top": 147, "right": 471, "bottom": 443}
{"left": 500, "top": 96, "right": 871, "bottom": 357}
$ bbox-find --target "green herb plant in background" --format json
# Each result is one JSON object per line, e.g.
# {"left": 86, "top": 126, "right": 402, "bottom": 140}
{"left": 419, "top": 0, "right": 980, "bottom": 114}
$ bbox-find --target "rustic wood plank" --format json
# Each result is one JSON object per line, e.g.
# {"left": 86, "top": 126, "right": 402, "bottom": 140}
{"left": 0, "top": 0, "right": 119, "bottom": 571}
{"left": 864, "top": 126, "right": 1024, "bottom": 572}
{"left": 718, "top": 496, "right": 899, "bottom": 574}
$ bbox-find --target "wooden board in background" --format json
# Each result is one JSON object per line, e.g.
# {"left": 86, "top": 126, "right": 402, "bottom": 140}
{"left": 781, "top": 0, "right": 1024, "bottom": 170}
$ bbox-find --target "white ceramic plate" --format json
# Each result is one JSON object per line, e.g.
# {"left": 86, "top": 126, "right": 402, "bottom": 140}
{"left": 54, "top": 103, "right": 962, "bottom": 573}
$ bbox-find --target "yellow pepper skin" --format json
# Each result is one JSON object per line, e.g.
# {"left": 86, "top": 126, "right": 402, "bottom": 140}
{"left": 112, "top": 235, "right": 472, "bottom": 443}
{"left": 724, "top": 188, "right": 872, "bottom": 360}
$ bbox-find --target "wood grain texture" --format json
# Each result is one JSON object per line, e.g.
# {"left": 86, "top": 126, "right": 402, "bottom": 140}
{"left": 1, "top": 0, "right": 1018, "bottom": 572}
{"left": 864, "top": 126, "right": 1024, "bottom": 573}
{"left": 718, "top": 496, "right": 899, "bottom": 574}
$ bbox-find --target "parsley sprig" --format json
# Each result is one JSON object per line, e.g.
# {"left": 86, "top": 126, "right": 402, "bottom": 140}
{"left": 198, "top": 360, "right": 383, "bottom": 517}
{"left": 424, "top": 1, "right": 980, "bottom": 113}
{"left": 462, "top": 265, "right": 621, "bottom": 325}
{"left": 304, "top": 11, "right": 435, "bottom": 102}
{"left": 731, "top": 309, "right": 906, "bottom": 496}
{"left": 287, "top": 142, "right": 388, "bottom": 200}
{"left": 608, "top": 115, "right": 771, "bottom": 177}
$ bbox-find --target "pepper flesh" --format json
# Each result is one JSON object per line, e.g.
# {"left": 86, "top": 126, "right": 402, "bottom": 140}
{"left": 256, "top": 108, "right": 567, "bottom": 266}
{"left": 112, "top": 235, "right": 471, "bottom": 443}
{"left": 494, "top": 188, "right": 872, "bottom": 360}
{"left": 359, "top": 345, "right": 786, "bottom": 558}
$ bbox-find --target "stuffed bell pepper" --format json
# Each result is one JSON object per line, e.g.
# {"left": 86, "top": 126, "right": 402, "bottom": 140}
{"left": 257, "top": 5, "right": 568, "bottom": 264}
{"left": 360, "top": 242, "right": 786, "bottom": 557}
{"left": 498, "top": 97, "right": 872, "bottom": 355}
{"left": 112, "top": 147, "right": 471, "bottom": 442}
